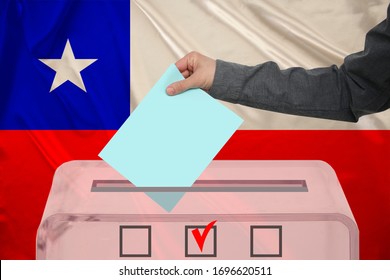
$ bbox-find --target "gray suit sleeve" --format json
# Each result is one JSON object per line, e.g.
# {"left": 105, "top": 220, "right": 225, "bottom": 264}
{"left": 209, "top": 5, "right": 390, "bottom": 122}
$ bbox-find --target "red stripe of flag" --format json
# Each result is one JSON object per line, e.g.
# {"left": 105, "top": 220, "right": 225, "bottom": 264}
{"left": 0, "top": 130, "right": 115, "bottom": 259}
{"left": 1, "top": 130, "right": 389, "bottom": 259}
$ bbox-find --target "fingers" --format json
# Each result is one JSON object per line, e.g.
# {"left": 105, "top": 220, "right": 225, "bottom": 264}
{"left": 166, "top": 75, "right": 197, "bottom": 95}
{"left": 166, "top": 85, "right": 176, "bottom": 95}
{"left": 167, "top": 51, "right": 215, "bottom": 95}
{"left": 166, "top": 77, "right": 194, "bottom": 95}
{"left": 175, "top": 52, "right": 194, "bottom": 73}
{"left": 181, "top": 69, "right": 191, "bottom": 79}
{"left": 175, "top": 56, "right": 189, "bottom": 73}
{"left": 168, "top": 52, "right": 198, "bottom": 95}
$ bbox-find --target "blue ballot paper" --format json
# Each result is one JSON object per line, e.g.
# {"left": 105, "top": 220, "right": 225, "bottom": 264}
{"left": 99, "top": 64, "right": 243, "bottom": 210}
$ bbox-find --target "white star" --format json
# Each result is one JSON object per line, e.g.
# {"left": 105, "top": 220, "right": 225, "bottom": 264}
{"left": 39, "top": 39, "right": 97, "bottom": 92}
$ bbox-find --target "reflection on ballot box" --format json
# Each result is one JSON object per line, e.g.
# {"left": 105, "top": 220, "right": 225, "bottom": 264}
{"left": 36, "top": 160, "right": 358, "bottom": 259}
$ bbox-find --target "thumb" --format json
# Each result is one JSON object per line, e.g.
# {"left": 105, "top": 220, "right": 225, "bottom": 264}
{"left": 166, "top": 75, "right": 198, "bottom": 95}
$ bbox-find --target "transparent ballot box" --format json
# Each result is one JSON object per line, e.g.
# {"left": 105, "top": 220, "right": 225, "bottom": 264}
{"left": 36, "top": 160, "right": 358, "bottom": 259}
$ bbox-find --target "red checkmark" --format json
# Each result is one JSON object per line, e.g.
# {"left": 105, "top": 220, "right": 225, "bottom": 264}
{"left": 191, "top": 220, "right": 217, "bottom": 252}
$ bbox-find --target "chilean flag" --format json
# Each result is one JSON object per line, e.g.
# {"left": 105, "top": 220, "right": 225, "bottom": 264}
{"left": 0, "top": 0, "right": 129, "bottom": 259}
{"left": 1, "top": 0, "right": 390, "bottom": 260}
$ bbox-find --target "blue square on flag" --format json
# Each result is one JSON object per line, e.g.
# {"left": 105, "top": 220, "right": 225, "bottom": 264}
{"left": 0, "top": 0, "right": 130, "bottom": 129}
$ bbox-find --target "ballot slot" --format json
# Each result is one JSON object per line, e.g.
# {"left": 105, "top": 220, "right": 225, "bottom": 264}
{"left": 91, "top": 179, "right": 308, "bottom": 192}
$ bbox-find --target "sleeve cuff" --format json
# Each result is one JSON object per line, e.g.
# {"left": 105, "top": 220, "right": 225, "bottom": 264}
{"left": 209, "top": 59, "right": 248, "bottom": 103}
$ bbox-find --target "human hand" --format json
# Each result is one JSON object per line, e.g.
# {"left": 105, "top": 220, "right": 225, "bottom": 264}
{"left": 166, "top": 51, "right": 216, "bottom": 95}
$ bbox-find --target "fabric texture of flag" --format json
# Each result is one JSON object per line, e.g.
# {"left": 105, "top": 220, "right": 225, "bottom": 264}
{"left": 131, "top": 0, "right": 390, "bottom": 260}
{"left": 0, "top": 0, "right": 129, "bottom": 259}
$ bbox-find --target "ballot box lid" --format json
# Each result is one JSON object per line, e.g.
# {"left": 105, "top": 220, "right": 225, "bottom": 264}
{"left": 40, "top": 160, "right": 356, "bottom": 221}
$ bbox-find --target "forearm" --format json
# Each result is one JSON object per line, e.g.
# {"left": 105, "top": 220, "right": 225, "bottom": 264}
{"left": 209, "top": 60, "right": 358, "bottom": 122}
